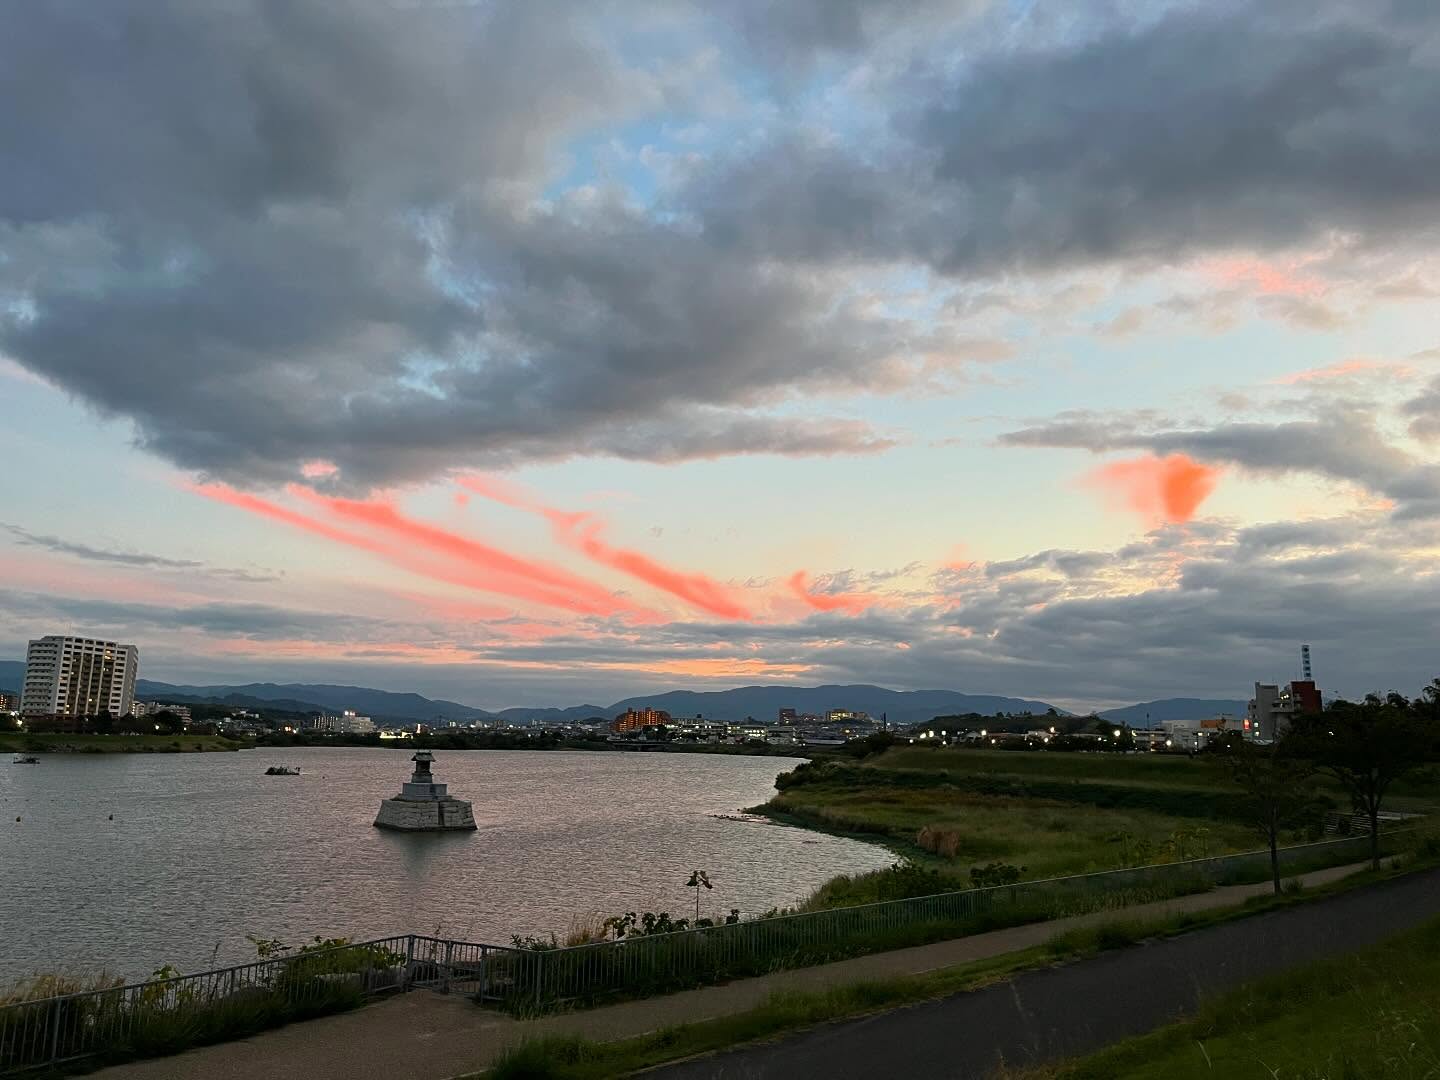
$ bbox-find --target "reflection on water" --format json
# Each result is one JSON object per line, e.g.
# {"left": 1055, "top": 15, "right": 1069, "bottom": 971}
{"left": 0, "top": 748, "right": 890, "bottom": 980}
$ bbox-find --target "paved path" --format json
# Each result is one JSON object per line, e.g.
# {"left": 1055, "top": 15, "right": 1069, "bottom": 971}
{"left": 653, "top": 866, "right": 1440, "bottom": 1080}
{"left": 87, "top": 860, "right": 1394, "bottom": 1080}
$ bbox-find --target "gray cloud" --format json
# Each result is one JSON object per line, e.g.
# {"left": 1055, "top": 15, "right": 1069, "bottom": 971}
{"left": 0, "top": 591, "right": 377, "bottom": 640}
{"left": 1001, "top": 407, "right": 1440, "bottom": 517}
{"left": 1, "top": 2, "right": 1438, "bottom": 488}
{"left": 1402, "top": 375, "right": 1440, "bottom": 443}
{"left": 0, "top": 523, "right": 277, "bottom": 581}
{"left": 700, "top": 1, "right": 1440, "bottom": 273}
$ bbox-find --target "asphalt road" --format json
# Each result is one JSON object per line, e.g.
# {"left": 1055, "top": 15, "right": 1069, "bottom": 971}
{"left": 649, "top": 866, "right": 1440, "bottom": 1080}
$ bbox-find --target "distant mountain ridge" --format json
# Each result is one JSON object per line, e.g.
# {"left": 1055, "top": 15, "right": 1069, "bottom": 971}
{"left": 1097, "top": 698, "right": 1248, "bottom": 726}
{"left": 0, "top": 660, "right": 1246, "bottom": 728}
{"left": 605, "top": 684, "right": 1064, "bottom": 727}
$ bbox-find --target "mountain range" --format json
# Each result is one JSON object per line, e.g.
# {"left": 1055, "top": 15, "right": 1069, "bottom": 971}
{"left": 0, "top": 660, "right": 1245, "bottom": 727}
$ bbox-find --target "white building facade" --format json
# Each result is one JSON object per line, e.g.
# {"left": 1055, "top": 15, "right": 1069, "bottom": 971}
{"left": 20, "top": 636, "right": 139, "bottom": 718}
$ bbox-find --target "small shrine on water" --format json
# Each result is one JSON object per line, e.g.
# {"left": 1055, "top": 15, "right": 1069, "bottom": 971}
{"left": 373, "top": 751, "right": 477, "bottom": 831}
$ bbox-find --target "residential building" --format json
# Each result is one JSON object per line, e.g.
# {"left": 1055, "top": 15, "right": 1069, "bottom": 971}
{"left": 0, "top": 690, "right": 18, "bottom": 713}
{"left": 612, "top": 706, "right": 672, "bottom": 733}
{"left": 1247, "top": 680, "right": 1322, "bottom": 742}
{"left": 131, "top": 701, "right": 191, "bottom": 720}
{"left": 778, "top": 707, "right": 797, "bottom": 723}
{"left": 825, "top": 708, "right": 870, "bottom": 723}
{"left": 20, "top": 636, "right": 138, "bottom": 718}
{"left": 309, "top": 710, "right": 376, "bottom": 735}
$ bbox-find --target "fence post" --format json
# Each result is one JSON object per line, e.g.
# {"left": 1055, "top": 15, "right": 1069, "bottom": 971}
{"left": 441, "top": 941, "right": 454, "bottom": 994}
{"left": 403, "top": 935, "right": 416, "bottom": 991}
{"left": 48, "top": 996, "right": 62, "bottom": 1066}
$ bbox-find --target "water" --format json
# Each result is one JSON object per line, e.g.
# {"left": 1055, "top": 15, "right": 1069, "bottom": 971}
{"left": 0, "top": 748, "right": 890, "bottom": 981}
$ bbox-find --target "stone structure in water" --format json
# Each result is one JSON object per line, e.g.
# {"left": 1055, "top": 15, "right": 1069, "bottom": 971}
{"left": 373, "top": 751, "right": 477, "bottom": 832}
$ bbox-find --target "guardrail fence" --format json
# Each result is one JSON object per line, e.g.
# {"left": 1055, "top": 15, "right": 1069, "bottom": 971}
{"left": 0, "top": 830, "right": 1403, "bottom": 1074}
{"left": 498, "top": 831, "right": 1392, "bottom": 1009}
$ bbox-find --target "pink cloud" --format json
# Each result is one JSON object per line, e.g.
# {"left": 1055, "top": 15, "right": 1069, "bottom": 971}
{"left": 1207, "top": 257, "right": 1326, "bottom": 298}
{"left": 1084, "top": 454, "right": 1223, "bottom": 525}
{"left": 459, "top": 476, "right": 754, "bottom": 620}
{"left": 288, "top": 487, "right": 638, "bottom": 617}
{"left": 300, "top": 460, "right": 339, "bottom": 479}
{"left": 192, "top": 483, "right": 636, "bottom": 618}
{"left": 786, "top": 571, "right": 874, "bottom": 615}
{"left": 1276, "top": 358, "right": 1415, "bottom": 384}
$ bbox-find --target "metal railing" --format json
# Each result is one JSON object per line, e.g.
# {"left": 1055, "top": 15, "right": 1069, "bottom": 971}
{"left": 0, "top": 935, "right": 412, "bottom": 1075}
{"left": 0, "top": 831, "right": 1399, "bottom": 1073}
{"left": 498, "top": 832, "right": 1395, "bottom": 1009}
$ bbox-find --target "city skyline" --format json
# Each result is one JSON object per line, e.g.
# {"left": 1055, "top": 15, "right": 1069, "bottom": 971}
{"left": 4, "top": 2, "right": 1440, "bottom": 710}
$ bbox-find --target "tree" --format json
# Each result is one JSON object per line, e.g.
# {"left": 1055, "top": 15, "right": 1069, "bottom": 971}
{"left": 1421, "top": 678, "right": 1440, "bottom": 724}
{"left": 1217, "top": 734, "right": 1320, "bottom": 894}
{"left": 685, "top": 870, "right": 713, "bottom": 921}
{"left": 1292, "top": 699, "right": 1432, "bottom": 870}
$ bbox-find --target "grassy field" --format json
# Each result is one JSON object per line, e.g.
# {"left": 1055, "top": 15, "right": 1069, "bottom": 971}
{"left": 0, "top": 733, "right": 247, "bottom": 753}
{"left": 1032, "top": 911, "right": 1440, "bottom": 1080}
{"left": 761, "top": 746, "right": 1440, "bottom": 907}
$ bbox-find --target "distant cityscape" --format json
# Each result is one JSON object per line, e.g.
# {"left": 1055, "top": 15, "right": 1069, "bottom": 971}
{"left": 5, "top": 632, "right": 1326, "bottom": 752}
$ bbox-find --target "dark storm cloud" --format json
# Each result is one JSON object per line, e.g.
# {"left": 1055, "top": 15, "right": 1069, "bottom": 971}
{"left": 2, "top": 1, "right": 1439, "bottom": 487}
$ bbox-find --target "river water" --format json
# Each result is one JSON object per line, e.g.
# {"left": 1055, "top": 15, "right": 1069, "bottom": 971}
{"left": 0, "top": 748, "right": 889, "bottom": 982}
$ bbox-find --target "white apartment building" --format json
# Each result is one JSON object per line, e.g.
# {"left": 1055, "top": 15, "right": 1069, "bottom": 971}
{"left": 308, "top": 709, "right": 376, "bottom": 735}
{"left": 20, "top": 636, "right": 139, "bottom": 717}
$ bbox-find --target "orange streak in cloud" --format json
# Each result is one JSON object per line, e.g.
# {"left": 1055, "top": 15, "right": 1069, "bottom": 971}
{"left": 458, "top": 475, "right": 753, "bottom": 621}
{"left": 1085, "top": 454, "right": 1223, "bottom": 524}
{"left": 193, "top": 483, "right": 628, "bottom": 617}
{"left": 1276, "top": 358, "right": 1414, "bottom": 384}
{"left": 551, "top": 514, "right": 753, "bottom": 620}
{"left": 289, "top": 487, "right": 635, "bottom": 617}
{"left": 787, "top": 571, "right": 874, "bottom": 614}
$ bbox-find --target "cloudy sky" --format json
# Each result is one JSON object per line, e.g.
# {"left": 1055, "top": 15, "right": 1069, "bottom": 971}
{"left": 3, "top": 0, "right": 1438, "bottom": 710}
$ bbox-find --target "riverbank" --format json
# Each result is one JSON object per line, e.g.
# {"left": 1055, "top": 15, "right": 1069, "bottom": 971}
{"left": 0, "top": 733, "right": 247, "bottom": 754}
{"left": 754, "top": 745, "right": 1440, "bottom": 910}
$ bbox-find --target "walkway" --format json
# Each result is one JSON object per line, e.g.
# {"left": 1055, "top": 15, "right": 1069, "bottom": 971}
{"left": 654, "top": 865, "right": 1440, "bottom": 1079}
{"left": 88, "top": 860, "right": 1395, "bottom": 1080}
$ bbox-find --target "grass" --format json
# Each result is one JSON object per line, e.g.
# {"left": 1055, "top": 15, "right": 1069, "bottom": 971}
{"left": 475, "top": 854, "right": 1440, "bottom": 1079}
{"left": 0, "top": 733, "right": 246, "bottom": 753}
{"left": 763, "top": 754, "right": 1265, "bottom": 900}
{"left": 762, "top": 746, "right": 1440, "bottom": 909}
{"left": 1020, "top": 909, "right": 1440, "bottom": 1079}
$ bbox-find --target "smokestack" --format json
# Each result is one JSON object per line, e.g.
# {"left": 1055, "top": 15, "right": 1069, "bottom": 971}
{"left": 1301, "top": 644, "right": 1312, "bottom": 681}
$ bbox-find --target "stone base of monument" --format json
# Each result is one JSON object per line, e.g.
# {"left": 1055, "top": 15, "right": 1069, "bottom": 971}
{"left": 373, "top": 750, "right": 478, "bottom": 831}
{"left": 373, "top": 795, "right": 477, "bottom": 831}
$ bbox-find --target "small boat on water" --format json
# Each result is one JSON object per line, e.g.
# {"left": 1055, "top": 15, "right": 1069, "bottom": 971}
{"left": 264, "top": 766, "right": 301, "bottom": 776}
{"left": 12, "top": 755, "right": 39, "bottom": 765}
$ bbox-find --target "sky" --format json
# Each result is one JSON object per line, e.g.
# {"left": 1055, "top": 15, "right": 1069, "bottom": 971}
{"left": 2, "top": 0, "right": 1439, "bottom": 711}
